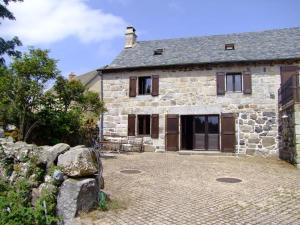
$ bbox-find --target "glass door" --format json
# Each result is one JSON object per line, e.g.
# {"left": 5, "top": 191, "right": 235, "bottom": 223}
{"left": 193, "top": 115, "right": 219, "bottom": 150}
{"left": 207, "top": 115, "right": 219, "bottom": 150}
{"left": 194, "top": 116, "right": 206, "bottom": 150}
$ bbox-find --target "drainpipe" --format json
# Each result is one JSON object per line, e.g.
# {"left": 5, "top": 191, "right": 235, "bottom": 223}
{"left": 98, "top": 69, "right": 104, "bottom": 142}
{"left": 237, "top": 113, "right": 240, "bottom": 155}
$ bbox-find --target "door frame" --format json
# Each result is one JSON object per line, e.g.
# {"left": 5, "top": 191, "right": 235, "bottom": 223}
{"left": 179, "top": 114, "right": 220, "bottom": 151}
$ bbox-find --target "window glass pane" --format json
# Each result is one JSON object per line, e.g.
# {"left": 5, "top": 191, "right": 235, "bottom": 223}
{"left": 234, "top": 75, "right": 242, "bottom": 92}
{"left": 195, "top": 116, "right": 205, "bottom": 133}
{"left": 138, "top": 115, "right": 150, "bottom": 135}
{"left": 138, "top": 115, "right": 144, "bottom": 134}
{"left": 145, "top": 115, "right": 150, "bottom": 134}
{"left": 145, "top": 78, "right": 151, "bottom": 94}
{"left": 226, "top": 75, "right": 233, "bottom": 91}
{"left": 138, "top": 77, "right": 152, "bottom": 95}
{"left": 208, "top": 116, "right": 219, "bottom": 134}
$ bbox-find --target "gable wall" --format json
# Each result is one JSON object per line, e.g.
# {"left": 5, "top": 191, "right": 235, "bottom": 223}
{"left": 102, "top": 64, "right": 290, "bottom": 154}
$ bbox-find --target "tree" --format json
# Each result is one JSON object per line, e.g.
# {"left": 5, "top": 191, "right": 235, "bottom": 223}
{"left": 0, "top": 48, "right": 60, "bottom": 140}
{"left": 54, "top": 76, "right": 85, "bottom": 112}
{"left": 0, "top": 0, "right": 23, "bottom": 66}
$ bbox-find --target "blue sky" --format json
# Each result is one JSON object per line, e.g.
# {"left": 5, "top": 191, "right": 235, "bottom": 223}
{"left": 1, "top": 0, "right": 300, "bottom": 78}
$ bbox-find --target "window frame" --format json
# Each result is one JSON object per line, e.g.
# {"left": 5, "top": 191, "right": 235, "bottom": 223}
{"left": 138, "top": 76, "right": 152, "bottom": 95}
{"left": 225, "top": 43, "right": 235, "bottom": 50}
{"left": 137, "top": 114, "right": 151, "bottom": 136}
{"left": 226, "top": 73, "right": 242, "bottom": 92}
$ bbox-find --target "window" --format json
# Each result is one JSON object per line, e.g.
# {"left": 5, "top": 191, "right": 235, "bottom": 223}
{"left": 154, "top": 48, "right": 163, "bottom": 55}
{"left": 138, "top": 76, "right": 151, "bottom": 95}
{"left": 225, "top": 43, "right": 235, "bottom": 50}
{"left": 226, "top": 73, "right": 242, "bottom": 92}
{"left": 138, "top": 115, "right": 151, "bottom": 135}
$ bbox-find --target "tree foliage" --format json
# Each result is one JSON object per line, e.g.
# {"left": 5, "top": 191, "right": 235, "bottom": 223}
{"left": 0, "top": 47, "right": 105, "bottom": 145}
{"left": 0, "top": 0, "right": 23, "bottom": 66}
{"left": 33, "top": 76, "right": 106, "bottom": 146}
{"left": 0, "top": 48, "right": 60, "bottom": 140}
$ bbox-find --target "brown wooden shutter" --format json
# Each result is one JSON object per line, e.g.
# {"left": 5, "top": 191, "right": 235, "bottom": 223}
{"left": 151, "top": 114, "right": 159, "bottom": 138}
{"left": 216, "top": 72, "right": 225, "bottom": 95}
{"left": 128, "top": 114, "right": 136, "bottom": 136}
{"left": 129, "top": 76, "right": 137, "bottom": 97}
{"left": 165, "top": 114, "right": 179, "bottom": 151}
{"left": 152, "top": 75, "right": 159, "bottom": 96}
{"left": 280, "top": 66, "right": 299, "bottom": 85}
{"left": 243, "top": 72, "right": 252, "bottom": 94}
{"left": 221, "top": 113, "right": 235, "bottom": 153}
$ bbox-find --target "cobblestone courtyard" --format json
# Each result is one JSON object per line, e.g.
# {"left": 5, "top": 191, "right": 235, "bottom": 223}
{"left": 77, "top": 153, "right": 300, "bottom": 225}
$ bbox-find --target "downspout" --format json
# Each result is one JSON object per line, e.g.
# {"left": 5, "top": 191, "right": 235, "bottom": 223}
{"left": 98, "top": 69, "right": 104, "bottom": 142}
{"left": 237, "top": 113, "right": 240, "bottom": 155}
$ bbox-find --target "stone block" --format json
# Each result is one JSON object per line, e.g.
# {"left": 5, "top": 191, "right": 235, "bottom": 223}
{"left": 57, "top": 178, "right": 99, "bottom": 224}
{"left": 241, "top": 125, "right": 252, "bottom": 132}
{"left": 57, "top": 148, "right": 97, "bottom": 177}
{"left": 263, "top": 112, "right": 276, "bottom": 117}
{"left": 255, "top": 126, "right": 263, "bottom": 133}
{"left": 246, "top": 148, "right": 256, "bottom": 155}
{"left": 144, "top": 145, "right": 156, "bottom": 152}
{"left": 248, "top": 138, "right": 260, "bottom": 144}
{"left": 262, "top": 137, "right": 275, "bottom": 147}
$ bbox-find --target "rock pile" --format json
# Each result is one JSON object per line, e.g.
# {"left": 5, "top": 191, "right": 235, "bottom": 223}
{"left": 0, "top": 138, "right": 103, "bottom": 224}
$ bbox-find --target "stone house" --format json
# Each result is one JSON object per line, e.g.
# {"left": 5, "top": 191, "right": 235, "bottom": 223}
{"left": 98, "top": 27, "right": 300, "bottom": 155}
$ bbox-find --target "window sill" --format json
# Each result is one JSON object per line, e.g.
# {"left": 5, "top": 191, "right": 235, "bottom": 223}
{"left": 136, "top": 135, "right": 151, "bottom": 137}
{"left": 225, "top": 91, "right": 243, "bottom": 93}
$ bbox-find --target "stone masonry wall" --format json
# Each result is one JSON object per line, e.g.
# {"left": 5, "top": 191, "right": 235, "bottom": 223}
{"left": 102, "top": 64, "right": 285, "bottom": 154}
{"left": 279, "top": 103, "right": 300, "bottom": 167}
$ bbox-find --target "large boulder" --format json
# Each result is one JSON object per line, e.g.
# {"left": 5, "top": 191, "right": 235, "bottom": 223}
{"left": 57, "top": 148, "right": 97, "bottom": 177}
{"left": 39, "top": 143, "right": 70, "bottom": 168}
{"left": 56, "top": 178, "right": 99, "bottom": 223}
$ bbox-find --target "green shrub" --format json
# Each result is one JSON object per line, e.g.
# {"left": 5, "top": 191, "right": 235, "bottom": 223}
{"left": 98, "top": 191, "right": 108, "bottom": 211}
{"left": 0, "top": 178, "right": 60, "bottom": 225}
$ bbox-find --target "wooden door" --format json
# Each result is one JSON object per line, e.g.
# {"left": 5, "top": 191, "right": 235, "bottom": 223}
{"left": 221, "top": 113, "right": 236, "bottom": 152}
{"left": 166, "top": 114, "right": 179, "bottom": 151}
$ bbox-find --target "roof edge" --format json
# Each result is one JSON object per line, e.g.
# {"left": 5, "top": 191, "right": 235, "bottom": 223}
{"left": 98, "top": 58, "right": 300, "bottom": 73}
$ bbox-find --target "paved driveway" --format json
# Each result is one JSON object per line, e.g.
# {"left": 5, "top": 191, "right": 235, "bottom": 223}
{"left": 77, "top": 152, "right": 300, "bottom": 225}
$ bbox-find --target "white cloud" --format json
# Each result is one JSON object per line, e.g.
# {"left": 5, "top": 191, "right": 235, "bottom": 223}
{"left": 0, "top": 0, "right": 127, "bottom": 45}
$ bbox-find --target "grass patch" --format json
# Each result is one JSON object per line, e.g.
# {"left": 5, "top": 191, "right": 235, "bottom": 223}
{"left": 106, "top": 198, "right": 128, "bottom": 211}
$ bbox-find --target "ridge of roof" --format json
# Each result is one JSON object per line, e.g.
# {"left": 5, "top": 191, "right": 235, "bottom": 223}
{"left": 103, "top": 27, "right": 300, "bottom": 71}
{"left": 136, "top": 27, "right": 300, "bottom": 44}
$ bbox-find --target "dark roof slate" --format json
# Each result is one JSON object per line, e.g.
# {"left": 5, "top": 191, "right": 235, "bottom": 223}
{"left": 106, "top": 27, "right": 300, "bottom": 70}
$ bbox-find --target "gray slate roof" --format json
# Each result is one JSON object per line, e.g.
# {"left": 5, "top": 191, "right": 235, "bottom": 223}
{"left": 106, "top": 27, "right": 300, "bottom": 70}
{"left": 76, "top": 70, "right": 98, "bottom": 86}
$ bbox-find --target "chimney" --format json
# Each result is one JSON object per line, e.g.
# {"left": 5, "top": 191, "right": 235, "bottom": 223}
{"left": 68, "top": 72, "right": 76, "bottom": 81}
{"left": 125, "top": 26, "right": 137, "bottom": 48}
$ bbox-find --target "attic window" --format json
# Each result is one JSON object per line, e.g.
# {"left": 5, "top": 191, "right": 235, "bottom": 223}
{"left": 225, "top": 43, "right": 235, "bottom": 50}
{"left": 154, "top": 48, "right": 164, "bottom": 55}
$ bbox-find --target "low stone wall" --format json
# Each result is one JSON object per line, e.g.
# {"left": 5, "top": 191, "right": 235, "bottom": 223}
{"left": 0, "top": 138, "right": 104, "bottom": 224}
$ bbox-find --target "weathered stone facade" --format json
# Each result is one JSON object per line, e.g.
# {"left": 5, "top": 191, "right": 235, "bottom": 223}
{"left": 279, "top": 103, "right": 300, "bottom": 167}
{"left": 102, "top": 63, "right": 287, "bottom": 155}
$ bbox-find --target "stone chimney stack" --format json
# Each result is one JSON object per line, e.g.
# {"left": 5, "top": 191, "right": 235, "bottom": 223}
{"left": 125, "top": 26, "right": 137, "bottom": 48}
{"left": 68, "top": 72, "right": 76, "bottom": 81}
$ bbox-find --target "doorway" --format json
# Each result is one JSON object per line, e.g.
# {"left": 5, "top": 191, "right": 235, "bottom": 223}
{"left": 181, "top": 115, "right": 219, "bottom": 151}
